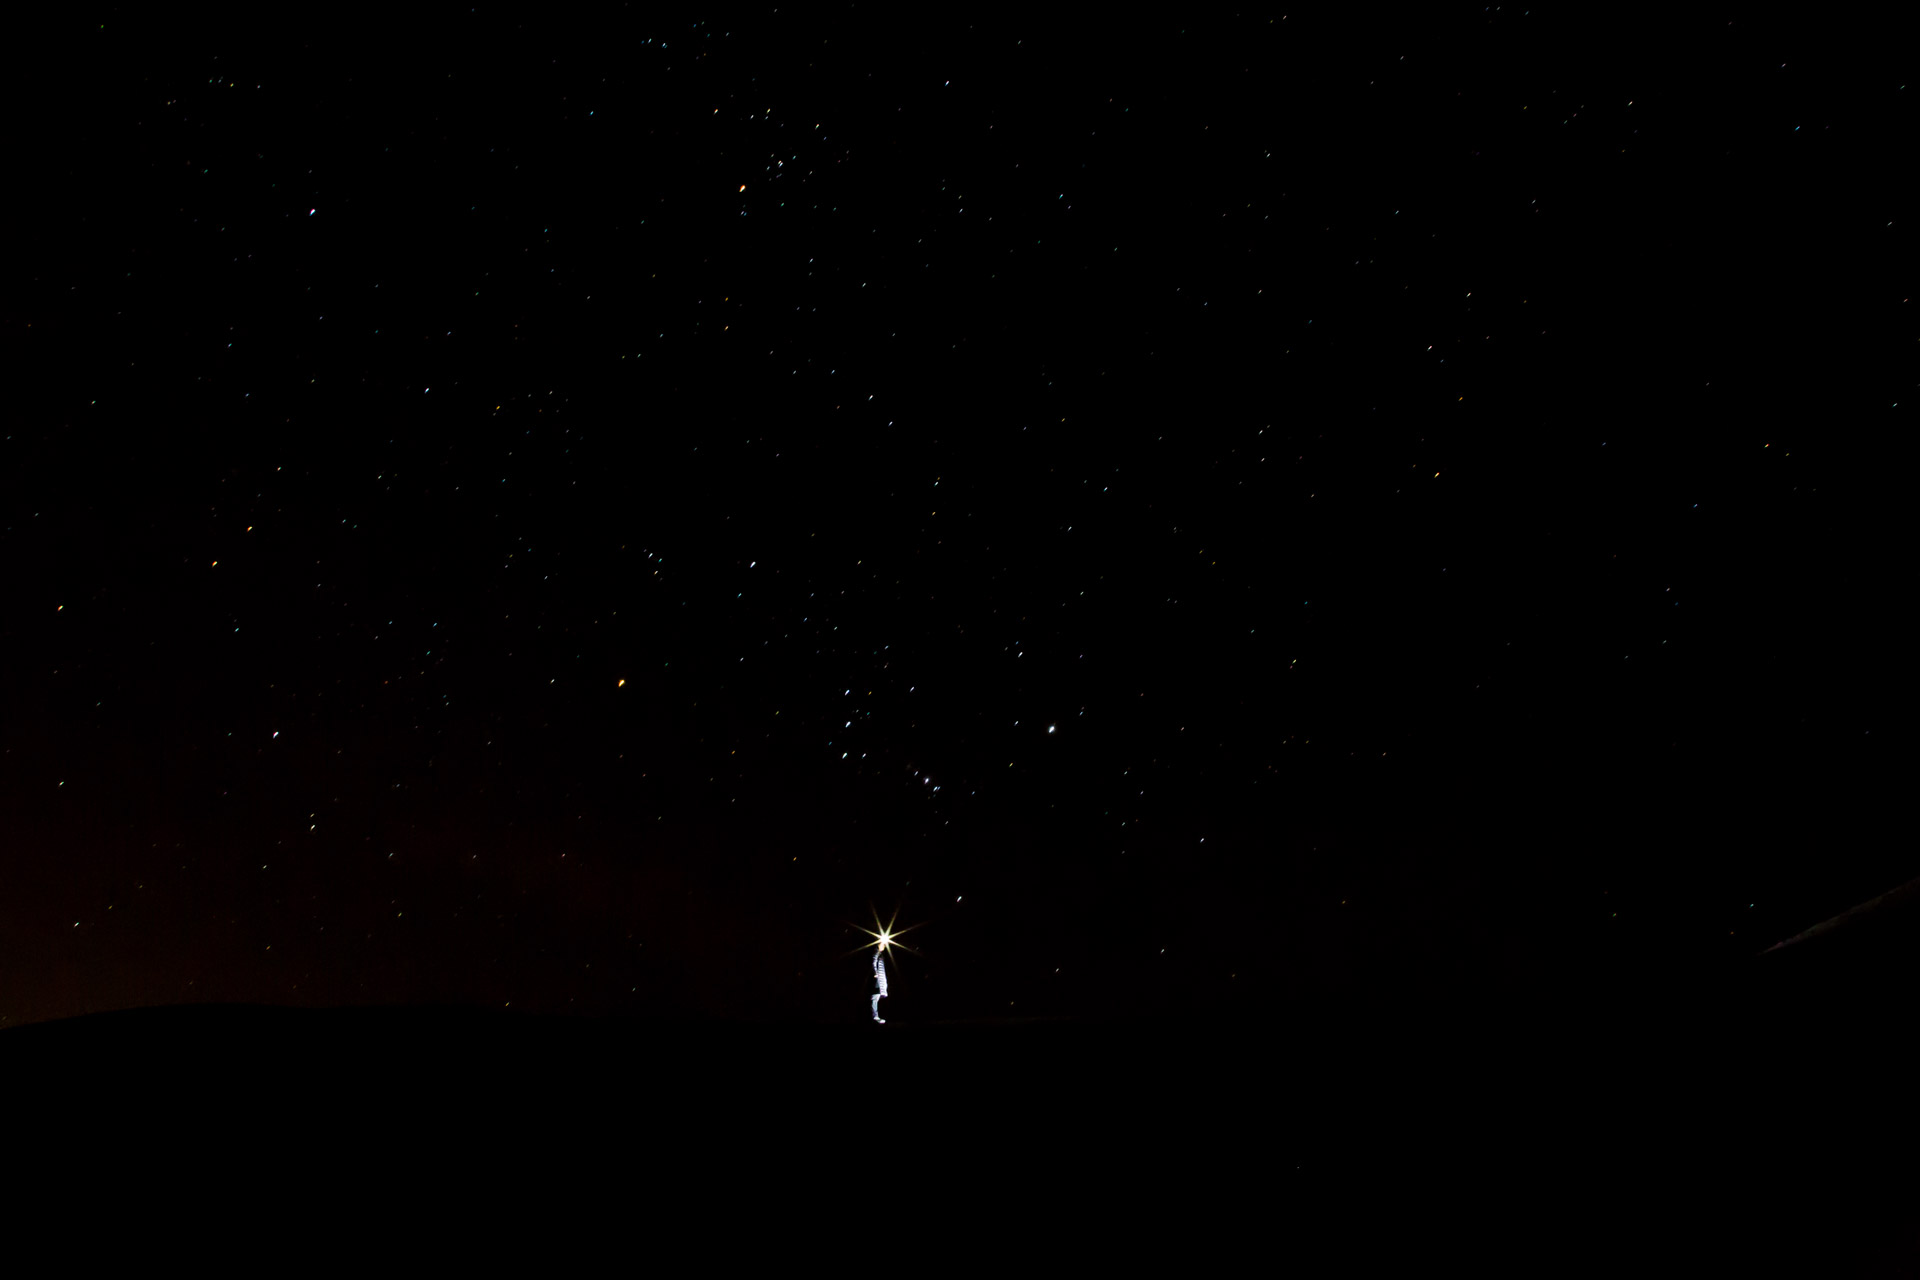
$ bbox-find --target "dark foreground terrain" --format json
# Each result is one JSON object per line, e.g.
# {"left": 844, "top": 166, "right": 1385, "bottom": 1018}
{"left": 3, "top": 871, "right": 1920, "bottom": 1274}
{"left": 6, "top": 939, "right": 1915, "bottom": 1271}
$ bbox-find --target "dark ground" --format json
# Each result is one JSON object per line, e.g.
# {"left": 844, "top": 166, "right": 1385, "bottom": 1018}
{"left": 8, "top": 926, "right": 1917, "bottom": 1273}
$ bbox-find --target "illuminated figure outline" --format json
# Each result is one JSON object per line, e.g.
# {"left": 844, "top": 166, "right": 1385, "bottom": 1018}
{"left": 852, "top": 905, "right": 921, "bottom": 1024}
{"left": 870, "top": 943, "right": 889, "bottom": 1022}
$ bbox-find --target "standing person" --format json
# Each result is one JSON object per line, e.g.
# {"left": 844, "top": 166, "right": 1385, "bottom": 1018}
{"left": 870, "top": 940, "right": 889, "bottom": 1023}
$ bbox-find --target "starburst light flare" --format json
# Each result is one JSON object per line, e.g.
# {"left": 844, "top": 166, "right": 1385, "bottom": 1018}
{"left": 847, "top": 903, "right": 924, "bottom": 957}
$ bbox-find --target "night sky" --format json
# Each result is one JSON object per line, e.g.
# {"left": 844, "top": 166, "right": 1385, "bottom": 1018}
{"left": 3, "top": 10, "right": 1908, "bottom": 1030}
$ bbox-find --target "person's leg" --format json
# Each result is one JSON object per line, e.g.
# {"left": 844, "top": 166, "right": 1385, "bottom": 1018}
{"left": 871, "top": 995, "right": 880, "bottom": 1020}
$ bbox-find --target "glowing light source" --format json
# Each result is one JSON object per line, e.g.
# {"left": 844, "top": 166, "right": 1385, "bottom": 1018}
{"left": 849, "top": 905, "right": 923, "bottom": 957}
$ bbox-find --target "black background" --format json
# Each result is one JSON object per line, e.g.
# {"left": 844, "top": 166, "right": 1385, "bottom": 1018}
{"left": 1, "top": 8, "right": 1908, "bottom": 1030}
